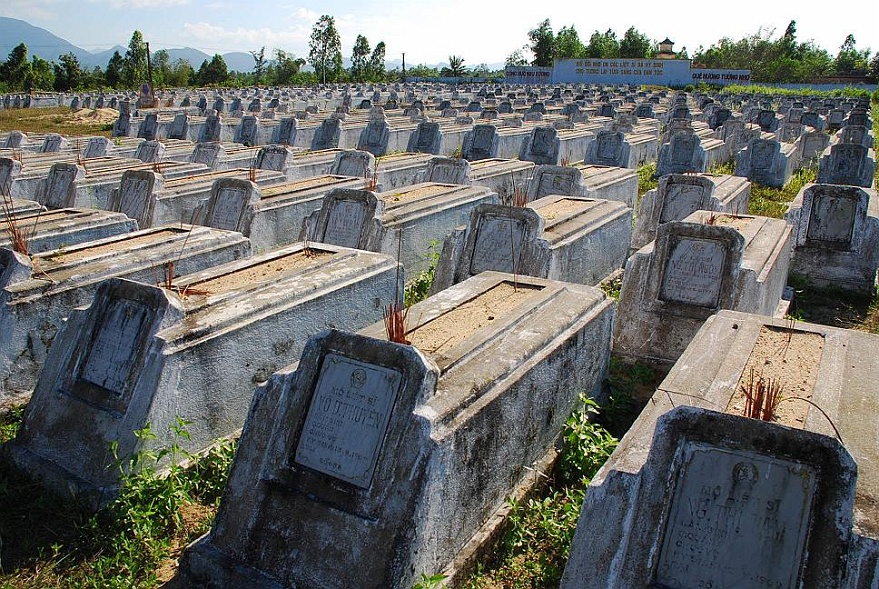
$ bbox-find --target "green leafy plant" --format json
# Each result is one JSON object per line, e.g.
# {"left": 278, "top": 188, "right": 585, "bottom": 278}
{"left": 404, "top": 240, "right": 440, "bottom": 306}
{"left": 413, "top": 572, "right": 448, "bottom": 589}
{"left": 557, "top": 396, "right": 619, "bottom": 486}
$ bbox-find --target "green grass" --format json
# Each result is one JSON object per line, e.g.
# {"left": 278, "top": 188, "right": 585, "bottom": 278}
{"left": 748, "top": 166, "right": 817, "bottom": 219}
{"left": 0, "top": 421, "right": 236, "bottom": 588}
{"left": 0, "top": 107, "right": 115, "bottom": 137}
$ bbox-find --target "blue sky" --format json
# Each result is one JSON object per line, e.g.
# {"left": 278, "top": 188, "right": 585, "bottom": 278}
{"left": 3, "top": 0, "right": 877, "bottom": 66}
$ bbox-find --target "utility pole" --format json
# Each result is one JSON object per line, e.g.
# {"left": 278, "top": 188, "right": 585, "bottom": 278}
{"left": 402, "top": 52, "right": 406, "bottom": 83}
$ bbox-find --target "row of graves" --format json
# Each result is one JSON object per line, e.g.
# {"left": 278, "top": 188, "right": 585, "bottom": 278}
{"left": 1, "top": 86, "right": 878, "bottom": 586}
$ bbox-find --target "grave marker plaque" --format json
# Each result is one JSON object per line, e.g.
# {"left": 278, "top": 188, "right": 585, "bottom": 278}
{"left": 655, "top": 442, "right": 815, "bottom": 589}
{"left": 207, "top": 185, "right": 248, "bottom": 231}
{"left": 323, "top": 198, "right": 369, "bottom": 247}
{"left": 293, "top": 353, "right": 402, "bottom": 488}
{"left": 659, "top": 183, "right": 707, "bottom": 224}
{"left": 469, "top": 214, "right": 527, "bottom": 274}
{"left": 660, "top": 237, "right": 726, "bottom": 307}
{"left": 805, "top": 192, "right": 856, "bottom": 247}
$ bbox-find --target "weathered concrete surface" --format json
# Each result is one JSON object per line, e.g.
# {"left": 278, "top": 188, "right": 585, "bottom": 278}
{"left": 177, "top": 271, "right": 614, "bottom": 588}
{"left": 0, "top": 208, "right": 138, "bottom": 254}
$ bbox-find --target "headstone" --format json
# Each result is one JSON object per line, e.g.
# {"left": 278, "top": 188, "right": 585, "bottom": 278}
{"left": 519, "top": 126, "right": 561, "bottom": 165}
{"left": 583, "top": 130, "right": 631, "bottom": 168}
{"left": 357, "top": 119, "right": 390, "bottom": 156}
{"left": 39, "top": 133, "right": 67, "bottom": 153}
{"left": 270, "top": 116, "right": 298, "bottom": 145}
{"left": 461, "top": 124, "right": 499, "bottom": 161}
{"left": 3, "top": 130, "right": 27, "bottom": 149}
{"left": 82, "top": 136, "right": 113, "bottom": 159}
{"left": 189, "top": 142, "right": 225, "bottom": 169}
{"left": 331, "top": 149, "right": 376, "bottom": 179}
{"left": 200, "top": 178, "right": 259, "bottom": 231}
{"left": 304, "top": 188, "right": 380, "bottom": 249}
{"left": 112, "top": 113, "right": 131, "bottom": 137}
{"left": 134, "top": 139, "right": 166, "bottom": 163}
{"left": 137, "top": 113, "right": 159, "bottom": 140}
{"left": 526, "top": 165, "right": 587, "bottom": 201}
{"left": 423, "top": 156, "right": 470, "bottom": 184}
{"left": 39, "top": 163, "right": 85, "bottom": 209}
{"left": 233, "top": 115, "right": 261, "bottom": 146}
{"left": 254, "top": 145, "right": 292, "bottom": 173}
{"left": 311, "top": 117, "right": 343, "bottom": 150}
{"left": 561, "top": 406, "right": 858, "bottom": 589}
{"left": 656, "top": 130, "right": 707, "bottom": 176}
{"left": 406, "top": 121, "right": 442, "bottom": 154}
{"left": 109, "top": 170, "right": 163, "bottom": 229}
{"left": 198, "top": 114, "right": 222, "bottom": 143}
{"left": 0, "top": 157, "right": 24, "bottom": 195}
{"left": 167, "top": 113, "right": 189, "bottom": 140}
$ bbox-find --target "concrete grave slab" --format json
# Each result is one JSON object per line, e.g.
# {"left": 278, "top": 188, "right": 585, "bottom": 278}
{"left": 0, "top": 225, "right": 251, "bottom": 400}
{"left": 178, "top": 271, "right": 614, "bottom": 588}
{"left": 431, "top": 195, "right": 631, "bottom": 293}
{"left": 817, "top": 143, "right": 876, "bottom": 188}
{"left": 614, "top": 211, "right": 791, "bottom": 365}
{"left": 736, "top": 138, "right": 800, "bottom": 188}
{"left": 784, "top": 183, "right": 879, "bottom": 293}
{"left": 633, "top": 173, "right": 751, "bottom": 250}
{"left": 0, "top": 208, "right": 138, "bottom": 254}
{"left": 7, "top": 244, "right": 399, "bottom": 502}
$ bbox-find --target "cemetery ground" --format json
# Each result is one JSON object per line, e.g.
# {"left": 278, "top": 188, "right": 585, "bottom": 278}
{"left": 0, "top": 103, "right": 877, "bottom": 588}
{"left": 0, "top": 107, "right": 116, "bottom": 138}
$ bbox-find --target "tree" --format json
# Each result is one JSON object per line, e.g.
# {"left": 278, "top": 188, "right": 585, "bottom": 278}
{"left": 505, "top": 48, "right": 529, "bottom": 67}
{"left": 167, "top": 58, "right": 194, "bottom": 87}
{"left": 196, "top": 54, "right": 229, "bottom": 86}
{"left": 350, "top": 35, "right": 370, "bottom": 81}
{"left": 619, "top": 27, "right": 654, "bottom": 58}
{"left": 869, "top": 53, "right": 879, "bottom": 82}
{"left": 53, "top": 52, "right": 83, "bottom": 91}
{"left": 0, "top": 43, "right": 32, "bottom": 91}
{"left": 554, "top": 25, "right": 586, "bottom": 60}
{"left": 833, "top": 34, "right": 870, "bottom": 75}
{"left": 441, "top": 55, "right": 467, "bottom": 77}
{"left": 367, "top": 41, "right": 386, "bottom": 81}
{"left": 122, "top": 30, "right": 149, "bottom": 89}
{"left": 271, "top": 50, "right": 306, "bottom": 85}
{"left": 585, "top": 29, "right": 619, "bottom": 58}
{"left": 528, "top": 19, "right": 554, "bottom": 67}
{"left": 251, "top": 46, "right": 267, "bottom": 84}
{"left": 308, "top": 14, "right": 342, "bottom": 84}
{"left": 152, "top": 49, "right": 171, "bottom": 87}
{"left": 26, "top": 56, "right": 54, "bottom": 91}
{"left": 105, "top": 50, "right": 124, "bottom": 88}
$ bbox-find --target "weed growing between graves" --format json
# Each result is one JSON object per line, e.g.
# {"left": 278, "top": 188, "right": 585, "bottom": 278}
{"left": 786, "top": 272, "right": 878, "bottom": 331}
{"left": 462, "top": 359, "right": 659, "bottom": 589}
{"left": 637, "top": 163, "right": 657, "bottom": 199}
{"left": 748, "top": 166, "right": 817, "bottom": 219}
{"left": 0, "top": 418, "right": 237, "bottom": 588}
{"left": 0, "top": 404, "right": 24, "bottom": 442}
{"left": 2, "top": 193, "right": 34, "bottom": 255}
{"left": 404, "top": 240, "right": 440, "bottom": 306}
{"left": 707, "top": 160, "right": 735, "bottom": 175}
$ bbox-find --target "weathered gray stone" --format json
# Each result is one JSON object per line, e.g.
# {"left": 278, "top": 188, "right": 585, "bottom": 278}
{"left": 0, "top": 208, "right": 138, "bottom": 254}
{"left": 7, "top": 244, "right": 398, "bottom": 502}
{"left": 134, "top": 139, "right": 166, "bottom": 163}
{"left": 357, "top": 118, "right": 390, "bottom": 156}
{"left": 614, "top": 211, "right": 791, "bottom": 365}
{"left": 633, "top": 173, "right": 751, "bottom": 250}
{"left": 561, "top": 404, "right": 858, "bottom": 589}
{"left": 423, "top": 156, "right": 470, "bottom": 184}
{"left": 817, "top": 143, "right": 875, "bottom": 188}
{"left": 38, "top": 163, "right": 85, "bottom": 209}
{"left": 233, "top": 115, "right": 261, "bottom": 146}
{"left": 431, "top": 195, "right": 631, "bottom": 292}
{"left": 519, "top": 126, "right": 561, "bottom": 165}
{"left": 254, "top": 145, "right": 293, "bottom": 174}
{"left": 461, "top": 124, "right": 499, "bottom": 161}
{"left": 0, "top": 225, "right": 251, "bottom": 400}
{"left": 82, "top": 137, "right": 114, "bottom": 159}
{"left": 784, "top": 183, "right": 879, "bottom": 293}
{"left": 407, "top": 121, "right": 442, "bottom": 155}
{"left": 526, "top": 165, "right": 588, "bottom": 201}
{"left": 656, "top": 130, "right": 707, "bottom": 177}
{"left": 38, "top": 133, "right": 67, "bottom": 153}
{"left": 311, "top": 117, "right": 343, "bottom": 150}
{"left": 178, "top": 271, "right": 614, "bottom": 588}
{"left": 167, "top": 113, "right": 189, "bottom": 141}
{"left": 583, "top": 129, "right": 632, "bottom": 168}
{"left": 735, "top": 138, "right": 799, "bottom": 188}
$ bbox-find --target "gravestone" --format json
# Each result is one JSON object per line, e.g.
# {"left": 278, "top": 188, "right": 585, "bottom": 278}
{"left": 311, "top": 117, "right": 343, "bottom": 150}
{"left": 270, "top": 116, "right": 298, "bottom": 145}
{"left": 801, "top": 111, "right": 825, "bottom": 131}
{"left": 526, "top": 165, "right": 587, "bottom": 201}
{"left": 39, "top": 133, "right": 67, "bottom": 153}
{"left": 777, "top": 122, "right": 804, "bottom": 143}
{"left": 137, "top": 113, "right": 159, "bottom": 140}
{"left": 461, "top": 124, "right": 499, "bottom": 161}
{"left": 656, "top": 130, "right": 707, "bottom": 177}
{"left": 583, "top": 130, "right": 631, "bottom": 168}
{"left": 632, "top": 173, "right": 751, "bottom": 250}
{"left": 406, "top": 121, "right": 442, "bottom": 154}
{"left": 757, "top": 108, "right": 781, "bottom": 132}
{"left": 817, "top": 143, "right": 875, "bottom": 188}
{"left": 331, "top": 149, "right": 376, "bottom": 179}
{"left": 836, "top": 125, "right": 873, "bottom": 149}
{"left": 708, "top": 106, "right": 731, "bottom": 129}
{"left": 423, "top": 156, "right": 470, "bottom": 184}
{"left": 519, "top": 126, "right": 561, "bottom": 165}
{"left": 134, "top": 139, "right": 166, "bottom": 163}
{"left": 3, "top": 130, "right": 27, "bottom": 148}
{"left": 233, "top": 115, "right": 261, "bottom": 146}
{"left": 254, "top": 145, "right": 292, "bottom": 173}
{"left": 0, "top": 157, "right": 24, "bottom": 195}
{"left": 614, "top": 212, "right": 791, "bottom": 364}
{"left": 799, "top": 130, "right": 831, "bottom": 165}
{"left": 634, "top": 102, "right": 655, "bottom": 119}
{"left": 304, "top": 188, "right": 381, "bottom": 249}
{"left": 735, "top": 138, "right": 796, "bottom": 188}
{"left": 561, "top": 406, "right": 858, "bottom": 589}
{"left": 198, "top": 114, "right": 222, "bottom": 143}
{"left": 357, "top": 119, "right": 390, "bottom": 156}
{"left": 108, "top": 170, "right": 163, "bottom": 229}
{"left": 189, "top": 142, "right": 225, "bottom": 169}
{"left": 112, "top": 113, "right": 131, "bottom": 137}
{"left": 82, "top": 136, "right": 113, "bottom": 159}
{"left": 197, "top": 177, "right": 257, "bottom": 232}
{"left": 784, "top": 183, "right": 879, "bottom": 293}
{"left": 39, "top": 163, "right": 85, "bottom": 209}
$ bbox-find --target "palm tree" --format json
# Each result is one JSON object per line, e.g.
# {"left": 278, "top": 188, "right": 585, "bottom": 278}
{"left": 442, "top": 55, "right": 467, "bottom": 78}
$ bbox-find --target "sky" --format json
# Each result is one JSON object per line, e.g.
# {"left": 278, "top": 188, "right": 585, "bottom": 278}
{"left": 2, "top": 0, "right": 877, "bottom": 66}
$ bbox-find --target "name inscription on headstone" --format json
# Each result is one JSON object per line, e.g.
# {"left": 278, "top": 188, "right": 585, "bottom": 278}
{"left": 470, "top": 214, "right": 526, "bottom": 275}
{"left": 807, "top": 195, "right": 855, "bottom": 245}
{"left": 660, "top": 184, "right": 706, "bottom": 224}
{"left": 210, "top": 187, "right": 246, "bottom": 230}
{"left": 660, "top": 238, "right": 726, "bottom": 307}
{"left": 119, "top": 177, "right": 152, "bottom": 221}
{"left": 80, "top": 299, "right": 150, "bottom": 396}
{"left": 294, "top": 354, "right": 402, "bottom": 488}
{"left": 655, "top": 443, "right": 816, "bottom": 589}
{"left": 323, "top": 199, "right": 368, "bottom": 248}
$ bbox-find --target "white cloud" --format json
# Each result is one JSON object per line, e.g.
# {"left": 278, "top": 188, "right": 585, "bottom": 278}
{"left": 88, "top": 0, "right": 190, "bottom": 8}
{"left": 0, "top": 0, "right": 61, "bottom": 20}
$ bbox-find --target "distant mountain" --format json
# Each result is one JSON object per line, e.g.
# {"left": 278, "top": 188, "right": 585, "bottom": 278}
{"left": 0, "top": 17, "right": 90, "bottom": 64}
{"left": 0, "top": 17, "right": 255, "bottom": 73}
